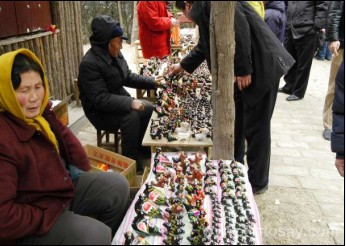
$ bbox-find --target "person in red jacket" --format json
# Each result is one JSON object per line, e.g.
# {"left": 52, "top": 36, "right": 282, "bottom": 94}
{"left": 0, "top": 49, "right": 129, "bottom": 244}
{"left": 137, "top": 1, "right": 179, "bottom": 59}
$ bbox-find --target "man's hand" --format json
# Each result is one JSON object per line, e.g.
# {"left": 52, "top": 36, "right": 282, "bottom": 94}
{"left": 235, "top": 74, "right": 252, "bottom": 91}
{"left": 154, "top": 76, "right": 165, "bottom": 88}
{"left": 335, "top": 158, "right": 344, "bottom": 177}
{"left": 328, "top": 41, "right": 340, "bottom": 57}
{"left": 169, "top": 64, "right": 185, "bottom": 76}
{"left": 131, "top": 99, "right": 145, "bottom": 112}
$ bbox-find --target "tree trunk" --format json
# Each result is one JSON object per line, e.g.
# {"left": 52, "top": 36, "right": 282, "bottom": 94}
{"left": 118, "top": 1, "right": 124, "bottom": 28}
{"left": 210, "top": 2, "right": 236, "bottom": 160}
{"left": 131, "top": 1, "right": 139, "bottom": 44}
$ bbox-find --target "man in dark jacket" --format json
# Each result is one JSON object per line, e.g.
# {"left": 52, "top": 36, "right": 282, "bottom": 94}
{"left": 78, "top": 15, "right": 159, "bottom": 173}
{"left": 171, "top": 1, "right": 295, "bottom": 194}
{"left": 279, "top": 1, "right": 329, "bottom": 101}
{"left": 322, "top": 1, "right": 344, "bottom": 140}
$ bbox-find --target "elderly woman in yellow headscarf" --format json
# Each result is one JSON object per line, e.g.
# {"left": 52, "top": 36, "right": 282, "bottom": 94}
{"left": 0, "top": 49, "right": 129, "bottom": 244}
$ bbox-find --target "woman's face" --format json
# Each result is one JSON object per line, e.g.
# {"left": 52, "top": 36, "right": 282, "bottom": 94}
{"left": 15, "top": 70, "right": 45, "bottom": 119}
{"left": 108, "top": 36, "right": 123, "bottom": 57}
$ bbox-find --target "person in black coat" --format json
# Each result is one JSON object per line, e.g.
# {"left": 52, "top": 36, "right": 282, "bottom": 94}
{"left": 279, "top": 1, "right": 329, "bottom": 101}
{"left": 171, "top": 1, "right": 295, "bottom": 194}
{"left": 331, "top": 59, "right": 344, "bottom": 177}
{"left": 78, "top": 15, "right": 159, "bottom": 173}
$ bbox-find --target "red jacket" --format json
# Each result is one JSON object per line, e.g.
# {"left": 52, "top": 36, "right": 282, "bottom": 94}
{"left": 137, "top": 1, "right": 173, "bottom": 59}
{"left": 0, "top": 104, "right": 90, "bottom": 242}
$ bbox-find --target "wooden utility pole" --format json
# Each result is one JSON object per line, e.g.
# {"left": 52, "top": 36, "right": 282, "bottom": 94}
{"left": 131, "top": 1, "right": 139, "bottom": 44}
{"left": 210, "top": 2, "right": 236, "bottom": 159}
{"left": 118, "top": 1, "right": 124, "bottom": 27}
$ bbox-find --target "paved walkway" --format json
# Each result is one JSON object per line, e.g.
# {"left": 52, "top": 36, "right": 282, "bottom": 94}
{"left": 255, "top": 58, "right": 344, "bottom": 245}
{"left": 72, "top": 44, "right": 344, "bottom": 245}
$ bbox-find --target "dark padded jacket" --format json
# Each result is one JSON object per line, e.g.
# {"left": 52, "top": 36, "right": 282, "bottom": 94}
{"left": 286, "top": 1, "right": 329, "bottom": 39}
{"left": 78, "top": 16, "right": 155, "bottom": 123}
{"left": 326, "top": 1, "right": 345, "bottom": 48}
{"left": 265, "top": 1, "right": 286, "bottom": 43}
{"left": 331, "top": 60, "right": 345, "bottom": 159}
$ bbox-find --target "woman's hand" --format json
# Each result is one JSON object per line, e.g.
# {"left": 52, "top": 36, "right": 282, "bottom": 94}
{"left": 131, "top": 99, "right": 145, "bottom": 112}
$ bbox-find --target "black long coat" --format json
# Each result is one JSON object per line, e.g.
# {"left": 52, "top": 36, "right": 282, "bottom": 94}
{"left": 179, "top": 1, "right": 295, "bottom": 107}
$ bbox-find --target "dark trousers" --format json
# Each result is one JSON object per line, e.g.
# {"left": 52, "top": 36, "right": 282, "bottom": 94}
{"left": 234, "top": 81, "right": 279, "bottom": 189}
{"left": 283, "top": 32, "right": 318, "bottom": 98}
{"left": 17, "top": 172, "right": 130, "bottom": 245}
{"left": 89, "top": 100, "right": 153, "bottom": 168}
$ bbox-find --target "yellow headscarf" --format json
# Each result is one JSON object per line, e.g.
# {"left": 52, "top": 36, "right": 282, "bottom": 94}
{"left": 0, "top": 48, "right": 59, "bottom": 152}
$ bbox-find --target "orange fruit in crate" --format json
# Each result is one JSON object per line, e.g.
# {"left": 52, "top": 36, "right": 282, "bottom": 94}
{"left": 97, "top": 162, "right": 109, "bottom": 171}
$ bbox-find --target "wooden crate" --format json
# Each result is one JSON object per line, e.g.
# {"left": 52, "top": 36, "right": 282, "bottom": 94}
{"left": 52, "top": 94, "right": 72, "bottom": 126}
{"left": 84, "top": 144, "right": 136, "bottom": 187}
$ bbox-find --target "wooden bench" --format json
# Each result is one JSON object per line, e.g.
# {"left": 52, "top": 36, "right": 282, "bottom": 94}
{"left": 96, "top": 129, "right": 121, "bottom": 154}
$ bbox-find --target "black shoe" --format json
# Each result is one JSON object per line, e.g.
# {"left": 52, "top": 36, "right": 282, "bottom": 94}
{"left": 322, "top": 129, "right": 331, "bottom": 141}
{"left": 252, "top": 185, "right": 268, "bottom": 195}
{"left": 286, "top": 95, "right": 302, "bottom": 101}
{"left": 278, "top": 87, "right": 291, "bottom": 95}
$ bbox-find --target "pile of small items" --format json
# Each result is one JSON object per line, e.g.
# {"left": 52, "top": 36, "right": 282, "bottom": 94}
{"left": 140, "top": 57, "right": 169, "bottom": 77}
{"left": 122, "top": 148, "right": 257, "bottom": 245}
{"left": 150, "top": 67, "right": 213, "bottom": 143}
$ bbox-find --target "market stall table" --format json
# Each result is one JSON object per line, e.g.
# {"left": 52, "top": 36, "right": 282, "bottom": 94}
{"left": 113, "top": 151, "right": 262, "bottom": 245}
{"left": 142, "top": 112, "right": 213, "bottom": 157}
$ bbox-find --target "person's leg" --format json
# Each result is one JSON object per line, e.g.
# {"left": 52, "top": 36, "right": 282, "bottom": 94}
{"left": 323, "top": 49, "right": 344, "bottom": 131}
{"left": 234, "top": 85, "right": 245, "bottom": 164}
{"left": 16, "top": 210, "right": 111, "bottom": 245}
{"left": 70, "top": 172, "right": 130, "bottom": 236}
{"left": 243, "top": 84, "right": 278, "bottom": 190}
{"left": 290, "top": 33, "right": 318, "bottom": 98}
{"left": 120, "top": 108, "right": 142, "bottom": 168}
{"left": 120, "top": 101, "right": 153, "bottom": 170}
{"left": 325, "top": 42, "right": 333, "bottom": 60}
{"left": 315, "top": 41, "right": 327, "bottom": 60}
{"left": 282, "top": 32, "right": 297, "bottom": 93}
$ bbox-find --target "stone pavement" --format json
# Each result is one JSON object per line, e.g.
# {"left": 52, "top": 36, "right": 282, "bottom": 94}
{"left": 71, "top": 44, "right": 344, "bottom": 245}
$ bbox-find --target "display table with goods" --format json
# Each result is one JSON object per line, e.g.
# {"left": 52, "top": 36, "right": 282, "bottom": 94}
{"left": 113, "top": 149, "right": 262, "bottom": 245}
{"left": 142, "top": 57, "right": 213, "bottom": 156}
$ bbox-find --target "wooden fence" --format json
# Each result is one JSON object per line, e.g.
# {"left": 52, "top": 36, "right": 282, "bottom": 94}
{"left": 0, "top": 1, "right": 83, "bottom": 101}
